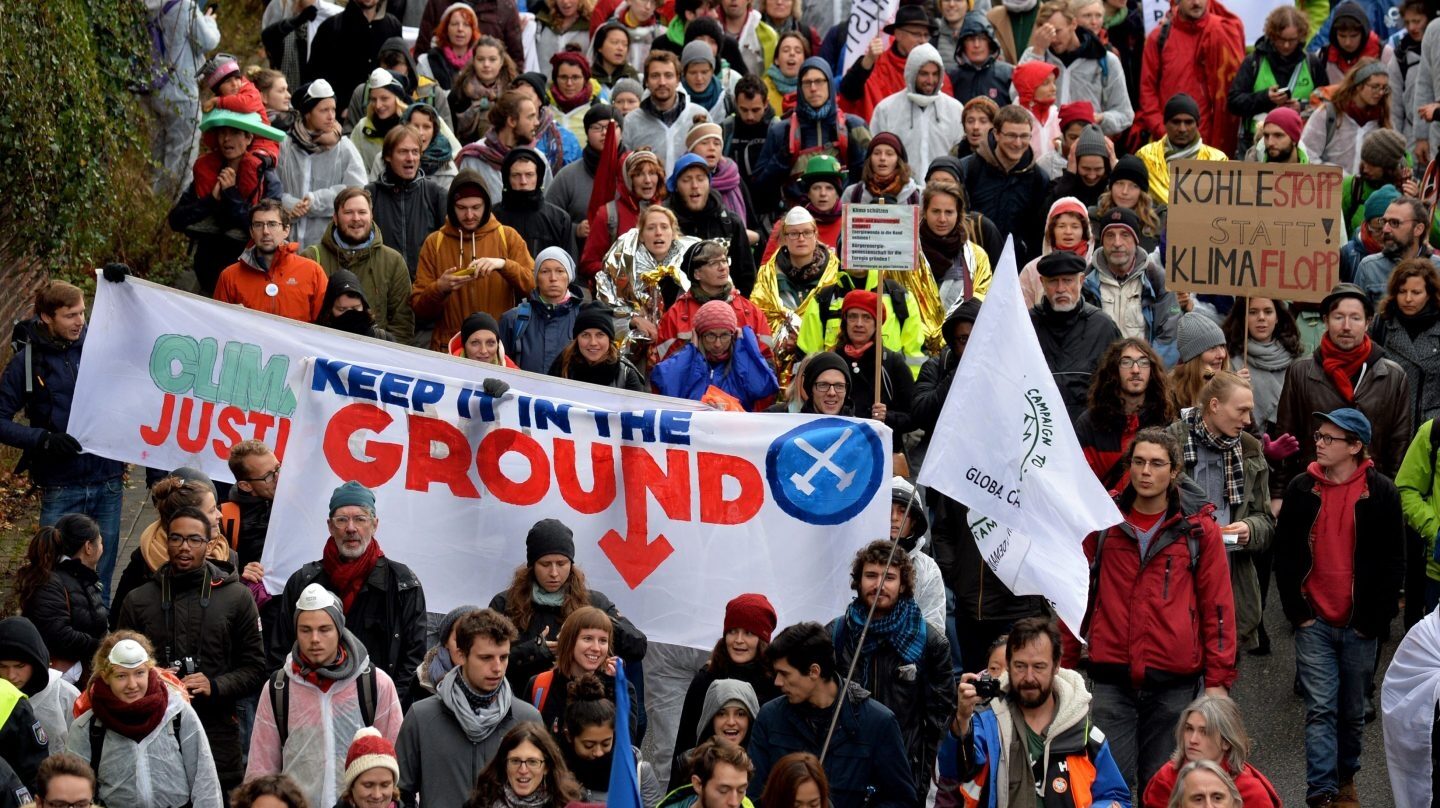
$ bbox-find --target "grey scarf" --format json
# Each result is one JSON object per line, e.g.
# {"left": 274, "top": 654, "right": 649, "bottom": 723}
{"left": 1002, "top": 0, "right": 1037, "bottom": 10}
{"left": 439, "top": 666, "right": 514, "bottom": 743}
{"left": 293, "top": 628, "right": 368, "bottom": 682}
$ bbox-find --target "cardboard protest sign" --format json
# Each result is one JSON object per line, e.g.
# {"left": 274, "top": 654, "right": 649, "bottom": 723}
{"left": 843, "top": 204, "right": 920, "bottom": 272}
{"left": 68, "top": 278, "right": 702, "bottom": 484}
{"left": 263, "top": 357, "right": 892, "bottom": 646}
{"left": 1167, "top": 160, "right": 1343, "bottom": 304}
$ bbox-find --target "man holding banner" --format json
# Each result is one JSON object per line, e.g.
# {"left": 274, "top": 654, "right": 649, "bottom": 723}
{"left": 266, "top": 482, "right": 429, "bottom": 708}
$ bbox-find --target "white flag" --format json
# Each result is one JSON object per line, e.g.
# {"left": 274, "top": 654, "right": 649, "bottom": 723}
{"left": 917, "top": 239, "right": 1122, "bottom": 636}
{"left": 842, "top": 0, "right": 898, "bottom": 74}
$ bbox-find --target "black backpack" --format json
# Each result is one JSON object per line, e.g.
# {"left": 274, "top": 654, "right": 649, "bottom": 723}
{"left": 269, "top": 662, "right": 379, "bottom": 745}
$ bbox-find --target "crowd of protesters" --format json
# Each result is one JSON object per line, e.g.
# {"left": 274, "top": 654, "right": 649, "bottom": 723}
{"left": 18, "top": 0, "right": 1440, "bottom": 805}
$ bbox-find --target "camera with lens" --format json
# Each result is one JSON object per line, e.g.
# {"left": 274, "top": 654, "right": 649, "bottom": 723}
{"left": 973, "top": 672, "right": 1002, "bottom": 701}
{"left": 171, "top": 656, "right": 199, "bottom": 677}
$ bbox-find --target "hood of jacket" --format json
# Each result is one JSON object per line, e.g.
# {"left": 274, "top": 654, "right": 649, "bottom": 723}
{"left": 0, "top": 617, "right": 50, "bottom": 696}
{"left": 379, "top": 36, "right": 420, "bottom": 94}
{"left": 320, "top": 267, "right": 370, "bottom": 313}
{"left": 955, "top": 11, "right": 1000, "bottom": 66}
{"left": 904, "top": 43, "right": 945, "bottom": 93}
{"left": 797, "top": 56, "right": 837, "bottom": 119}
{"left": 696, "top": 679, "right": 762, "bottom": 742}
{"left": 1332, "top": 2, "right": 1371, "bottom": 40}
{"left": 999, "top": 666, "right": 1092, "bottom": 739}
{"left": 891, "top": 475, "right": 929, "bottom": 542}
{"left": 238, "top": 241, "right": 302, "bottom": 273}
{"left": 500, "top": 145, "right": 549, "bottom": 191}
{"left": 446, "top": 168, "right": 495, "bottom": 231}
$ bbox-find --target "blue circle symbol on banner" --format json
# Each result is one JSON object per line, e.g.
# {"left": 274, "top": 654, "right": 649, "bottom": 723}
{"left": 766, "top": 417, "right": 886, "bottom": 525}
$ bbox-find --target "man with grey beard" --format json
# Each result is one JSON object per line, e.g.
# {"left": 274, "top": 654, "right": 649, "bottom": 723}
{"left": 1029, "top": 251, "right": 1121, "bottom": 421}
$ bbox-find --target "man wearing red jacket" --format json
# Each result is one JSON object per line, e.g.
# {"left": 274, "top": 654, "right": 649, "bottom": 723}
{"left": 838, "top": 3, "right": 954, "bottom": 122}
{"left": 1138, "top": 0, "right": 1244, "bottom": 156}
{"left": 1081, "top": 426, "right": 1236, "bottom": 796}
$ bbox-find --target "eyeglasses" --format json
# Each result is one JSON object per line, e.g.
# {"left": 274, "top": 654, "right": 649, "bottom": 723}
{"left": 244, "top": 464, "right": 281, "bottom": 484}
{"left": 998, "top": 131, "right": 1030, "bottom": 142}
{"left": 1130, "top": 458, "right": 1171, "bottom": 470}
{"left": 507, "top": 757, "right": 546, "bottom": 770}
{"left": 1312, "top": 431, "right": 1350, "bottom": 446}
{"left": 700, "top": 331, "right": 734, "bottom": 344}
{"left": 1383, "top": 217, "right": 1417, "bottom": 229}
{"left": 786, "top": 229, "right": 817, "bottom": 240}
{"left": 250, "top": 220, "right": 286, "bottom": 231}
{"left": 43, "top": 801, "right": 93, "bottom": 808}
{"left": 1117, "top": 357, "right": 1152, "bottom": 369}
{"left": 330, "top": 514, "right": 374, "bottom": 527}
{"left": 166, "top": 534, "right": 209, "bottom": 547}
{"left": 799, "top": 78, "right": 828, "bottom": 88}
{"left": 1362, "top": 82, "right": 1390, "bottom": 95}
{"left": 813, "top": 382, "right": 847, "bottom": 393}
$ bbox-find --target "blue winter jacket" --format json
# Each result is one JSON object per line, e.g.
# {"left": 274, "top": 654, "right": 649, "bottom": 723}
{"left": 0, "top": 321, "right": 125, "bottom": 486}
{"left": 649, "top": 327, "right": 779, "bottom": 411}
{"left": 498, "top": 286, "right": 584, "bottom": 375}
{"left": 747, "top": 681, "right": 917, "bottom": 808}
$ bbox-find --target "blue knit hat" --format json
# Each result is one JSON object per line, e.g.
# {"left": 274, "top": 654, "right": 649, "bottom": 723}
{"left": 329, "top": 481, "right": 376, "bottom": 516}
{"left": 667, "top": 152, "right": 710, "bottom": 193}
{"left": 1363, "top": 184, "right": 1401, "bottom": 222}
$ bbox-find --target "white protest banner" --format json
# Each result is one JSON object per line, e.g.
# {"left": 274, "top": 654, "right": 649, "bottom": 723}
{"left": 842, "top": 0, "right": 898, "bottom": 74}
{"left": 842, "top": 204, "right": 919, "bottom": 272}
{"left": 917, "top": 240, "right": 1122, "bottom": 636}
{"left": 68, "top": 277, "right": 699, "bottom": 485}
{"left": 263, "top": 356, "right": 893, "bottom": 647}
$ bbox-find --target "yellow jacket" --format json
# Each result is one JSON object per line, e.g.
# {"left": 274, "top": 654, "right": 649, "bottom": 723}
{"left": 1136, "top": 138, "right": 1228, "bottom": 205}
{"left": 795, "top": 265, "right": 942, "bottom": 378}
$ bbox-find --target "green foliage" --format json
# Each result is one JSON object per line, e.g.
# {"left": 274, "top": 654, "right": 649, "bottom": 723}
{"left": 0, "top": 0, "right": 187, "bottom": 281}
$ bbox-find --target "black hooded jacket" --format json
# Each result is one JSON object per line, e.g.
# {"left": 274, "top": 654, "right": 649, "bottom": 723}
{"left": 306, "top": 2, "right": 403, "bottom": 123}
{"left": 493, "top": 148, "right": 578, "bottom": 260}
{"left": 317, "top": 268, "right": 397, "bottom": 341}
{"left": 947, "top": 11, "right": 1014, "bottom": 104}
{"left": 19, "top": 557, "right": 108, "bottom": 680}
{"left": 1228, "top": 35, "right": 1327, "bottom": 124}
{"left": 667, "top": 191, "right": 757, "bottom": 295}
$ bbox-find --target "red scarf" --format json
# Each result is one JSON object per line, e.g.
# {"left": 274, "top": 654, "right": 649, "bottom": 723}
{"left": 551, "top": 80, "right": 594, "bottom": 113}
{"left": 1317, "top": 332, "right": 1374, "bottom": 402}
{"left": 1327, "top": 31, "right": 1382, "bottom": 77}
{"left": 291, "top": 646, "right": 348, "bottom": 692}
{"left": 1346, "top": 100, "right": 1386, "bottom": 126}
{"left": 841, "top": 341, "right": 874, "bottom": 359}
{"left": 90, "top": 668, "right": 169, "bottom": 741}
{"left": 322, "top": 538, "right": 384, "bottom": 612}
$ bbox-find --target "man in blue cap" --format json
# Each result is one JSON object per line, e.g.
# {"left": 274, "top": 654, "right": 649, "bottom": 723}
{"left": 268, "top": 481, "right": 429, "bottom": 707}
{"left": 1275, "top": 407, "right": 1405, "bottom": 808}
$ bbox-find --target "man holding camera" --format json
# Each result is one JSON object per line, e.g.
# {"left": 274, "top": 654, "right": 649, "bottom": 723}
{"left": 115, "top": 504, "right": 267, "bottom": 796}
{"left": 940, "top": 617, "right": 1130, "bottom": 807}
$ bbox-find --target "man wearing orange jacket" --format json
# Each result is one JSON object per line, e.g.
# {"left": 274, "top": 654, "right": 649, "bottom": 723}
{"left": 214, "top": 199, "right": 330, "bottom": 323}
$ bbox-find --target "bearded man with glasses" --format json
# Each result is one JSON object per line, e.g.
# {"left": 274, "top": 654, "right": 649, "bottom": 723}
{"left": 269, "top": 481, "right": 429, "bottom": 708}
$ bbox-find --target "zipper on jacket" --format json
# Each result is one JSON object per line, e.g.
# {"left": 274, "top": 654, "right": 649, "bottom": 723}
{"left": 1163, "top": 557, "right": 1172, "bottom": 599}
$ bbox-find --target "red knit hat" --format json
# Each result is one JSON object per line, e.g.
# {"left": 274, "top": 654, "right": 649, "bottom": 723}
{"left": 724, "top": 593, "right": 777, "bottom": 643}
{"left": 1058, "top": 101, "right": 1096, "bottom": 131}
{"left": 841, "top": 289, "right": 883, "bottom": 322}
{"left": 344, "top": 727, "right": 399, "bottom": 794}
{"left": 693, "top": 299, "right": 739, "bottom": 336}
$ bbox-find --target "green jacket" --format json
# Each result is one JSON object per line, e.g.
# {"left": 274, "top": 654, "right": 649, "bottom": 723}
{"left": 1165, "top": 421, "right": 1274, "bottom": 651}
{"left": 1397, "top": 419, "right": 1440, "bottom": 581}
{"left": 303, "top": 222, "right": 416, "bottom": 343}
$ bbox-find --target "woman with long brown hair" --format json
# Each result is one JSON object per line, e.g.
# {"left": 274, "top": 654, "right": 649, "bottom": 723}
{"left": 12, "top": 514, "right": 108, "bottom": 684}
{"left": 1372, "top": 258, "right": 1440, "bottom": 424}
{"left": 1074, "top": 337, "right": 1176, "bottom": 491}
{"left": 1300, "top": 57, "right": 1393, "bottom": 174}
{"left": 841, "top": 133, "right": 922, "bottom": 205}
{"left": 759, "top": 752, "right": 830, "bottom": 808}
{"left": 488, "top": 519, "right": 647, "bottom": 700}
{"left": 547, "top": 302, "right": 649, "bottom": 390}
{"left": 451, "top": 36, "right": 520, "bottom": 143}
{"left": 464, "top": 722, "right": 581, "bottom": 808}
{"left": 1222, "top": 297, "right": 1303, "bottom": 435}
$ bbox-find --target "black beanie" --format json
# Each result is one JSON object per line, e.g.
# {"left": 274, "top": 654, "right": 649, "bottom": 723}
{"left": 526, "top": 518, "right": 576, "bottom": 565}
{"left": 515, "top": 72, "right": 549, "bottom": 101}
{"left": 461, "top": 312, "right": 501, "bottom": 345}
{"left": 683, "top": 17, "right": 725, "bottom": 46}
{"left": 573, "top": 302, "right": 617, "bottom": 340}
{"left": 1163, "top": 93, "right": 1201, "bottom": 122}
{"left": 584, "top": 104, "right": 617, "bottom": 132}
{"left": 0, "top": 617, "right": 49, "bottom": 696}
{"left": 1110, "top": 155, "right": 1148, "bottom": 190}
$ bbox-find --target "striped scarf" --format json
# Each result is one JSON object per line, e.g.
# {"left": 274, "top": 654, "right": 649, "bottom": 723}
{"left": 836, "top": 596, "right": 926, "bottom": 686}
{"left": 1181, "top": 407, "right": 1245, "bottom": 507}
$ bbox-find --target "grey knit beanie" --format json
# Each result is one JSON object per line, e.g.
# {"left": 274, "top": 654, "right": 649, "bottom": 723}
{"left": 1176, "top": 311, "right": 1226, "bottom": 364}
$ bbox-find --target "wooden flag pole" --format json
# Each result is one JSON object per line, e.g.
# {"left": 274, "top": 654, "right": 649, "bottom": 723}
{"left": 874, "top": 269, "right": 885, "bottom": 411}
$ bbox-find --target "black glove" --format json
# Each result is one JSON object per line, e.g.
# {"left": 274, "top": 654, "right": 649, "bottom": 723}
{"left": 42, "top": 432, "right": 82, "bottom": 457}
{"left": 482, "top": 378, "right": 510, "bottom": 399}
{"left": 102, "top": 263, "right": 130, "bottom": 283}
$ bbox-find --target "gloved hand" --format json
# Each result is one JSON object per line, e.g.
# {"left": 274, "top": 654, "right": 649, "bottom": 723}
{"left": 482, "top": 378, "right": 510, "bottom": 399}
{"left": 102, "top": 263, "right": 130, "bottom": 283}
{"left": 42, "top": 432, "right": 83, "bottom": 457}
{"left": 1261, "top": 432, "right": 1300, "bottom": 463}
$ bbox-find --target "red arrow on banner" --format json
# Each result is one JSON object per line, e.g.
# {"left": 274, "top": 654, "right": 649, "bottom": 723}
{"left": 599, "top": 507, "right": 675, "bottom": 590}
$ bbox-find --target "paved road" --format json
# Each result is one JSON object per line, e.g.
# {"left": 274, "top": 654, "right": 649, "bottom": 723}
{"left": 1231, "top": 592, "right": 1400, "bottom": 805}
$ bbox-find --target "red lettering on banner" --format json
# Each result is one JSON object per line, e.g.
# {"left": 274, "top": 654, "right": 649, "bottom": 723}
{"left": 140, "top": 393, "right": 176, "bottom": 446}
{"left": 248, "top": 411, "right": 276, "bottom": 444}
{"left": 324, "top": 402, "right": 401, "bottom": 487}
{"left": 697, "top": 452, "right": 764, "bottom": 525}
{"left": 212, "top": 406, "right": 246, "bottom": 459}
{"left": 621, "top": 447, "right": 690, "bottom": 520}
{"left": 137, "top": 393, "right": 293, "bottom": 465}
{"left": 554, "top": 439, "right": 616, "bottom": 513}
{"left": 406, "top": 414, "right": 481, "bottom": 498}
{"left": 176, "top": 397, "right": 213, "bottom": 453}
{"left": 476, "top": 428, "right": 549, "bottom": 505}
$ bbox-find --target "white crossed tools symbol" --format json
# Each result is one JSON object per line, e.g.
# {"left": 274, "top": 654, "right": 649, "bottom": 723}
{"left": 789, "top": 428, "right": 857, "bottom": 495}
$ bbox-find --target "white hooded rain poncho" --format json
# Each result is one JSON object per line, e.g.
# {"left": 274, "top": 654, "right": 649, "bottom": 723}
{"left": 869, "top": 44, "right": 965, "bottom": 177}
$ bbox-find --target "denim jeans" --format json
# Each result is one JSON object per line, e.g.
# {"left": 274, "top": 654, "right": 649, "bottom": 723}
{"left": 1090, "top": 678, "right": 1200, "bottom": 795}
{"left": 944, "top": 586, "right": 964, "bottom": 674}
{"left": 40, "top": 478, "right": 123, "bottom": 605}
{"left": 1294, "top": 620, "right": 1376, "bottom": 801}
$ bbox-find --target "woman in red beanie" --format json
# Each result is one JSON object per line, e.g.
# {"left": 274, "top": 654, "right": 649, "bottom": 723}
{"left": 833, "top": 289, "right": 915, "bottom": 452}
{"left": 671, "top": 593, "right": 782, "bottom": 776}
